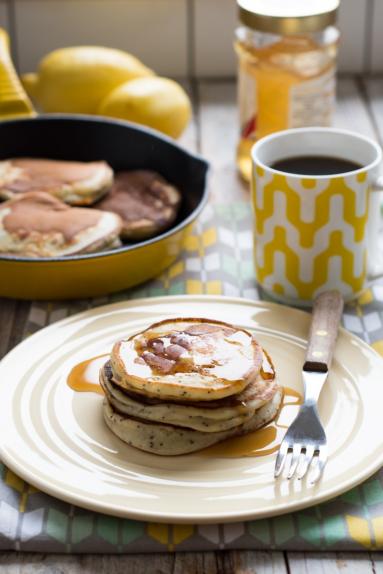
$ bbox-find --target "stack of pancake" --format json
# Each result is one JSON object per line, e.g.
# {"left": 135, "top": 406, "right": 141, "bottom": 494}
{"left": 0, "top": 158, "right": 181, "bottom": 257}
{"left": 101, "top": 317, "right": 282, "bottom": 455}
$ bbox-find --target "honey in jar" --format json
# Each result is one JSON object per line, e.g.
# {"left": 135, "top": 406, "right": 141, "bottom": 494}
{"left": 235, "top": 0, "right": 340, "bottom": 181}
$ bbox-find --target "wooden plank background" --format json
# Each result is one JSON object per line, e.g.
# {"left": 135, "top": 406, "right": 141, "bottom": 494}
{"left": 0, "top": 1, "right": 8, "bottom": 33}
{"left": 0, "top": 0, "right": 381, "bottom": 76}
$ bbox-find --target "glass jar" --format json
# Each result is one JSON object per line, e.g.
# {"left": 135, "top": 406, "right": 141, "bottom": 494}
{"left": 235, "top": 0, "right": 340, "bottom": 181}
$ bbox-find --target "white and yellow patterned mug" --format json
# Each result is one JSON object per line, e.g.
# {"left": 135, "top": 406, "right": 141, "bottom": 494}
{"left": 251, "top": 127, "right": 383, "bottom": 306}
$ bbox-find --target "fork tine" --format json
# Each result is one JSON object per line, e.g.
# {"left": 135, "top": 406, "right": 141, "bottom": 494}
{"left": 287, "top": 443, "right": 302, "bottom": 479}
{"left": 296, "top": 445, "right": 315, "bottom": 480}
{"left": 310, "top": 446, "right": 328, "bottom": 484}
{"left": 274, "top": 441, "right": 289, "bottom": 477}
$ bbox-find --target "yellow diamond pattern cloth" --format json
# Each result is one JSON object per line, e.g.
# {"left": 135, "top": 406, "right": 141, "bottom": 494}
{"left": 1, "top": 202, "right": 383, "bottom": 552}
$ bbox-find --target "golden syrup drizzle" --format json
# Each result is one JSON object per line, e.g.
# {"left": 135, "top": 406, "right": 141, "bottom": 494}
{"left": 125, "top": 326, "right": 257, "bottom": 380}
{"left": 201, "top": 388, "right": 302, "bottom": 458}
{"left": 67, "top": 354, "right": 108, "bottom": 395}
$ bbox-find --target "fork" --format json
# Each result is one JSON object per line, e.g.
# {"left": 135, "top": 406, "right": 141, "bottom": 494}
{"left": 274, "top": 290, "right": 344, "bottom": 483}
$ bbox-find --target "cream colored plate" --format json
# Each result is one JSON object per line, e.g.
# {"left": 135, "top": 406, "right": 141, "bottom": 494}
{"left": 1, "top": 295, "right": 382, "bottom": 523}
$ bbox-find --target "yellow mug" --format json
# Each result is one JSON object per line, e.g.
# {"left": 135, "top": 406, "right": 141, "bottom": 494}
{"left": 251, "top": 127, "right": 383, "bottom": 306}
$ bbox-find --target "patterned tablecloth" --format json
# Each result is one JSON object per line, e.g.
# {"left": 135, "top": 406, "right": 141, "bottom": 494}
{"left": 1, "top": 202, "right": 383, "bottom": 553}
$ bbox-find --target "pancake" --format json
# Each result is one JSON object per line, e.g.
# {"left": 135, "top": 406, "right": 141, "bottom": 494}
{"left": 110, "top": 318, "right": 264, "bottom": 402}
{"left": 0, "top": 158, "right": 113, "bottom": 205}
{"left": 100, "top": 355, "right": 278, "bottom": 432}
{"left": 96, "top": 170, "right": 181, "bottom": 240}
{"left": 0, "top": 191, "right": 122, "bottom": 257}
{"left": 102, "top": 387, "right": 283, "bottom": 455}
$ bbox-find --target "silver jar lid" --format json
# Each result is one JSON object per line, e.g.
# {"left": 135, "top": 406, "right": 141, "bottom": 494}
{"left": 237, "top": 0, "right": 339, "bottom": 34}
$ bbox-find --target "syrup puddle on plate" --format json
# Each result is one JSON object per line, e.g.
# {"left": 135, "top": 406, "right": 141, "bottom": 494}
{"left": 201, "top": 387, "right": 301, "bottom": 458}
{"left": 67, "top": 354, "right": 108, "bottom": 396}
{"left": 67, "top": 355, "right": 302, "bottom": 458}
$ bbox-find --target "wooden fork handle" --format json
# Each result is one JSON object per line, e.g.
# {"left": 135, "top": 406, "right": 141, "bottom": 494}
{"left": 303, "top": 291, "right": 344, "bottom": 373}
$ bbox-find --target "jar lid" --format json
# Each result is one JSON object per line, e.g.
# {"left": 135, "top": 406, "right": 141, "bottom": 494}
{"left": 237, "top": 0, "right": 339, "bottom": 34}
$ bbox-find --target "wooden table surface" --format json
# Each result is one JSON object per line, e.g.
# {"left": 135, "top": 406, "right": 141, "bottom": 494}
{"left": 1, "top": 77, "right": 383, "bottom": 573}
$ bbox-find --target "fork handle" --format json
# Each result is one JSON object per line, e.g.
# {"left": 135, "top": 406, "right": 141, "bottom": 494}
{"left": 303, "top": 291, "right": 344, "bottom": 373}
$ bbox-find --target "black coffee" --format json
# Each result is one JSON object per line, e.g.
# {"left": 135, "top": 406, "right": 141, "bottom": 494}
{"left": 271, "top": 156, "right": 362, "bottom": 176}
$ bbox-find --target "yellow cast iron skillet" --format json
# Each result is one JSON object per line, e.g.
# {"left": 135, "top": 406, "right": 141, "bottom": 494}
{"left": 0, "top": 30, "right": 209, "bottom": 300}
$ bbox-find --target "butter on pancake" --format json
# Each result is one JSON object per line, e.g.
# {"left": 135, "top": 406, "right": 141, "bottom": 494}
{"left": 0, "top": 191, "right": 122, "bottom": 257}
{"left": 96, "top": 170, "right": 181, "bottom": 240}
{"left": 0, "top": 158, "right": 113, "bottom": 205}
{"left": 110, "top": 318, "right": 264, "bottom": 401}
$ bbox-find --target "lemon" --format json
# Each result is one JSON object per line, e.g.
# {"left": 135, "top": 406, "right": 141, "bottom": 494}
{"left": 98, "top": 77, "right": 191, "bottom": 138}
{"left": 22, "top": 46, "right": 153, "bottom": 114}
{"left": 20, "top": 73, "right": 39, "bottom": 101}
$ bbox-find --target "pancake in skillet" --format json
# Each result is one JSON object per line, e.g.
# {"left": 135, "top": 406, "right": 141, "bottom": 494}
{"left": 0, "top": 191, "right": 122, "bottom": 257}
{"left": 0, "top": 158, "right": 113, "bottom": 205}
{"left": 110, "top": 318, "right": 264, "bottom": 401}
{"left": 96, "top": 170, "right": 181, "bottom": 240}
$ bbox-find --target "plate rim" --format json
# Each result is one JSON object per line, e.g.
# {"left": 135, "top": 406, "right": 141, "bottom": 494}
{"left": 1, "top": 294, "right": 383, "bottom": 524}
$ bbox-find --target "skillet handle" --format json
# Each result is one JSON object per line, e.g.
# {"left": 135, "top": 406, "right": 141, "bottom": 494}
{"left": 0, "top": 28, "right": 35, "bottom": 120}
